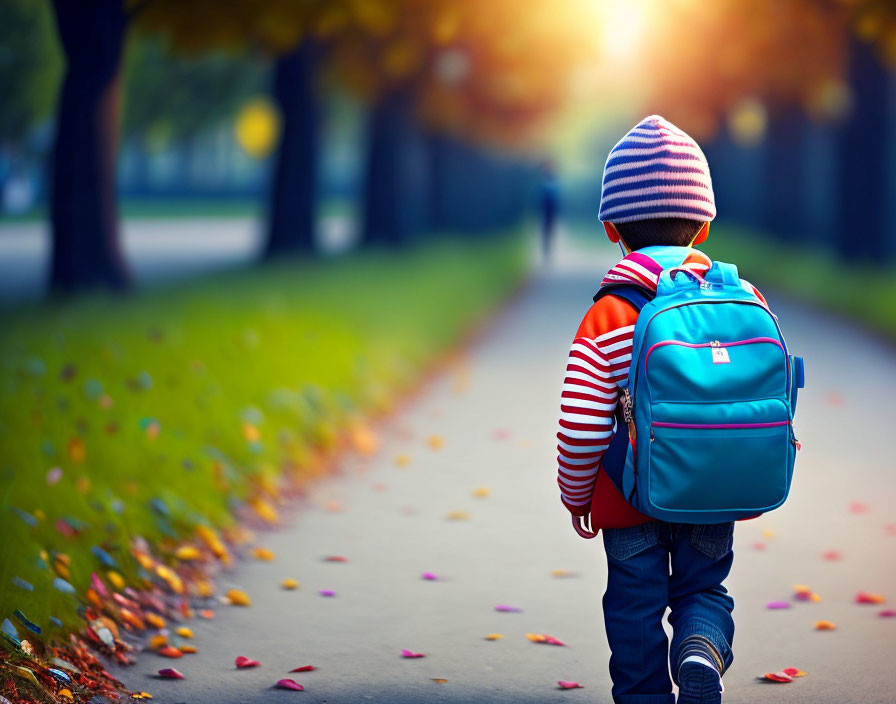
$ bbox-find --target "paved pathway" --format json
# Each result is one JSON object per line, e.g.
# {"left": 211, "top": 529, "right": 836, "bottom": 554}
{"left": 116, "top": 236, "right": 896, "bottom": 703}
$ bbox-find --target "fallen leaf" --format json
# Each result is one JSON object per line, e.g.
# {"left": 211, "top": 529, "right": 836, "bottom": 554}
{"left": 495, "top": 604, "right": 523, "bottom": 613}
{"left": 814, "top": 620, "right": 836, "bottom": 630}
{"left": 400, "top": 649, "right": 425, "bottom": 658}
{"left": 281, "top": 579, "right": 300, "bottom": 590}
{"left": 551, "top": 569, "right": 579, "bottom": 578}
{"left": 432, "top": 678, "right": 448, "bottom": 684}
{"left": 793, "top": 585, "right": 812, "bottom": 601}
{"left": 132, "top": 692, "right": 153, "bottom": 699}
{"left": 253, "top": 547, "right": 275, "bottom": 561}
{"left": 822, "top": 550, "right": 842, "bottom": 561}
{"left": 290, "top": 665, "right": 315, "bottom": 673}
{"left": 527, "top": 633, "right": 565, "bottom": 646}
{"left": 394, "top": 454, "right": 411, "bottom": 468}
{"left": 558, "top": 681, "right": 583, "bottom": 689}
{"left": 446, "top": 510, "right": 470, "bottom": 521}
{"left": 879, "top": 609, "right": 896, "bottom": 618}
{"left": 157, "top": 668, "right": 184, "bottom": 679}
{"left": 275, "top": 679, "right": 304, "bottom": 691}
{"left": 324, "top": 555, "right": 349, "bottom": 562}
{"left": 235, "top": 656, "right": 260, "bottom": 668}
{"left": 758, "top": 672, "right": 793, "bottom": 683}
{"left": 146, "top": 613, "right": 166, "bottom": 629}
{"left": 199, "top": 609, "right": 215, "bottom": 619}
{"left": 227, "top": 589, "right": 251, "bottom": 606}
{"left": 427, "top": 435, "right": 444, "bottom": 450}
{"left": 58, "top": 689, "right": 73, "bottom": 700}
{"left": 157, "top": 646, "right": 183, "bottom": 659}
{"left": 149, "top": 634, "right": 168, "bottom": 650}
{"left": 319, "top": 589, "right": 336, "bottom": 597}
{"left": 421, "top": 572, "right": 439, "bottom": 581}
{"left": 752, "top": 542, "right": 766, "bottom": 550}
{"left": 761, "top": 529, "right": 775, "bottom": 540}
{"left": 180, "top": 645, "right": 197, "bottom": 654}
{"left": 472, "top": 487, "right": 490, "bottom": 498}
{"left": 175, "top": 627, "right": 193, "bottom": 639}
{"left": 855, "top": 592, "right": 886, "bottom": 604}
{"left": 484, "top": 634, "right": 504, "bottom": 640}
{"left": 766, "top": 601, "right": 791, "bottom": 610}
{"left": 174, "top": 546, "right": 201, "bottom": 561}
{"left": 782, "top": 668, "right": 807, "bottom": 678}
{"left": 849, "top": 501, "right": 870, "bottom": 515}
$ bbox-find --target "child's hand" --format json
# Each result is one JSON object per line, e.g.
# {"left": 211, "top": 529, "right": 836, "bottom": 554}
{"left": 572, "top": 513, "right": 598, "bottom": 539}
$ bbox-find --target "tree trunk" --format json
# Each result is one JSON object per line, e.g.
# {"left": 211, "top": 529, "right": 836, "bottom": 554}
{"left": 265, "top": 42, "right": 318, "bottom": 258}
{"left": 49, "top": 0, "right": 129, "bottom": 292}
{"left": 361, "top": 90, "right": 422, "bottom": 247}
{"left": 836, "top": 37, "right": 890, "bottom": 261}
{"left": 763, "top": 104, "right": 805, "bottom": 242}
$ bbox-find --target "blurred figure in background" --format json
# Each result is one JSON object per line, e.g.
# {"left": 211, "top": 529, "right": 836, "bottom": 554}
{"left": 538, "top": 159, "right": 560, "bottom": 262}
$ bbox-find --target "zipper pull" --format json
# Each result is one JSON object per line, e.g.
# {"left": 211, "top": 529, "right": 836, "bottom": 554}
{"left": 650, "top": 428, "right": 655, "bottom": 442}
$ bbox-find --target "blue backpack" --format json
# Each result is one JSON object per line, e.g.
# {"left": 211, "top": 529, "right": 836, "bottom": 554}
{"left": 598, "top": 252, "right": 805, "bottom": 523}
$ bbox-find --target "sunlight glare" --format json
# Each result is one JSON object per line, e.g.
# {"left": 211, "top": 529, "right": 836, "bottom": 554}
{"left": 602, "top": 0, "right": 649, "bottom": 62}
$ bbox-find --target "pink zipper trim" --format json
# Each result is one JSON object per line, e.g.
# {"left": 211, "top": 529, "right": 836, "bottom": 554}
{"left": 644, "top": 336, "right": 784, "bottom": 368}
{"left": 652, "top": 420, "right": 790, "bottom": 430}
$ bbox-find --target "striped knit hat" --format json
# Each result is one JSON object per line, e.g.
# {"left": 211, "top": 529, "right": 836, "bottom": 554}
{"left": 598, "top": 115, "right": 716, "bottom": 224}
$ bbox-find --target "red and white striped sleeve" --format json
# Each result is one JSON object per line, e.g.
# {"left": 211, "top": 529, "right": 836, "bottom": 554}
{"left": 556, "top": 315, "right": 636, "bottom": 516}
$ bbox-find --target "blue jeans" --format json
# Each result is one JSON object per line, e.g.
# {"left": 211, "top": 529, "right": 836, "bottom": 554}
{"left": 602, "top": 521, "right": 735, "bottom": 704}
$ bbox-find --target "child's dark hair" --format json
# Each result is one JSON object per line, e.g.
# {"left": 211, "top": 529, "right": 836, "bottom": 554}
{"left": 614, "top": 218, "right": 706, "bottom": 250}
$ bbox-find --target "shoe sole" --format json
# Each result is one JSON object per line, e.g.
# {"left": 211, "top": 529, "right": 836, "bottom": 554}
{"left": 677, "top": 661, "right": 721, "bottom": 704}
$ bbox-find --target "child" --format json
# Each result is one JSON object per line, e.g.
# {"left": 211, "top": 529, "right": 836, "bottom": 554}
{"left": 556, "top": 115, "right": 759, "bottom": 704}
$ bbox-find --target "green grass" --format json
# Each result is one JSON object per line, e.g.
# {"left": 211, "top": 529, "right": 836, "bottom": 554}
{"left": 704, "top": 224, "right": 896, "bottom": 341}
{"left": 0, "top": 233, "right": 529, "bottom": 637}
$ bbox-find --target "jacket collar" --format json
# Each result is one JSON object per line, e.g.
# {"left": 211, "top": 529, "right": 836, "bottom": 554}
{"left": 599, "top": 246, "right": 712, "bottom": 294}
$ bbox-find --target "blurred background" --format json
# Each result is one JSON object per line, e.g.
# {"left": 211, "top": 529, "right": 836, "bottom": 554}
{"left": 0, "top": 0, "right": 894, "bottom": 299}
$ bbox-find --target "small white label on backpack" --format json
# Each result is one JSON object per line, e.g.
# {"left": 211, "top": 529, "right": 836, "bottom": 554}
{"left": 712, "top": 347, "right": 730, "bottom": 364}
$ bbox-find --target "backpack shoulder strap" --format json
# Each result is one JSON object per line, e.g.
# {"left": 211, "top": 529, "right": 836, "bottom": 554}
{"left": 593, "top": 284, "right": 655, "bottom": 310}
{"left": 590, "top": 284, "right": 654, "bottom": 498}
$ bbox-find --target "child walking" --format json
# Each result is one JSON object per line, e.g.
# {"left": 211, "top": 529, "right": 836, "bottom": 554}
{"left": 556, "top": 115, "right": 772, "bottom": 704}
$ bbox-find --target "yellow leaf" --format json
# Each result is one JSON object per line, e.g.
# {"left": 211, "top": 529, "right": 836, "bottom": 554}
{"left": 814, "top": 620, "right": 836, "bottom": 631}
{"left": 227, "top": 589, "right": 251, "bottom": 606}
{"left": 252, "top": 547, "right": 275, "bottom": 562}
{"left": 472, "top": 487, "right": 490, "bottom": 498}
{"left": 149, "top": 634, "right": 168, "bottom": 650}
{"left": 175, "top": 627, "right": 193, "bottom": 639}
{"left": 250, "top": 497, "right": 279, "bottom": 525}
{"left": 446, "top": 510, "right": 470, "bottom": 521}
{"left": 58, "top": 689, "right": 74, "bottom": 701}
{"left": 107, "top": 570, "right": 125, "bottom": 590}
{"left": 281, "top": 578, "right": 300, "bottom": 590}
{"left": 180, "top": 644, "right": 197, "bottom": 654}
{"left": 427, "top": 435, "right": 444, "bottom": 450}
{"left": 175, "top": 546, "right": 202, "bottom": 561}
{"left": 484, "top": 633, "right": 503, "bottom": 640}
{"left": 145, "top": 613, "right": 166, "bottom": 629}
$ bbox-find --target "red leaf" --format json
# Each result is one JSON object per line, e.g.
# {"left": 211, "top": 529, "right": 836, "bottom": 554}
{"left": 759, "top": 672, "right": 793, "bottom": 683}
{"left": 235, "top": 656, "right": 260, "bottom": 668}
{"left": 400, "top": 649, "right": 425, "bottom": 658}
{"left": 290, "top": 665, "right": 315, "bottom": 672}
{"left": 275, "top": 679, "right": 304, "bottom": 691}
{"left": 324, "top": 556, "right": 349, "bottom": 562}
{"left": 158, "top": 668, "right": 184, "bottom": 679}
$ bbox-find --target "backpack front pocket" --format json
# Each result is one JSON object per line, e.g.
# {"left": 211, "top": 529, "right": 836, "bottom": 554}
{"left": 646, "top": 406, "right": 794, "bottom": 517}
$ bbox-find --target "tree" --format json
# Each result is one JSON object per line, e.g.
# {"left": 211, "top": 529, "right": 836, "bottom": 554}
{"left": 329, "top": 0, "right": 599, "bottom": 245}
{"left": 49, "top": 0, "right": 131, "bottom": 291}
{"left": 134, "top": 0, "right": 332, "bottom": 259}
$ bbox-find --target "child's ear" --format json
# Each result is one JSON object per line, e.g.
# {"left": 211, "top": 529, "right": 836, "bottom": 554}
{"left": 692, "top": 222, "right": 710, "bottom": 246}
{"left": 603, "top": 221, "right": 621, "bottom": 243}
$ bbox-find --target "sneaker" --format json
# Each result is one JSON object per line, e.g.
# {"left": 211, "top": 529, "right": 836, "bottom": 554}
{"left": 677, "top": 656, "right": 722, "bottom": 704}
